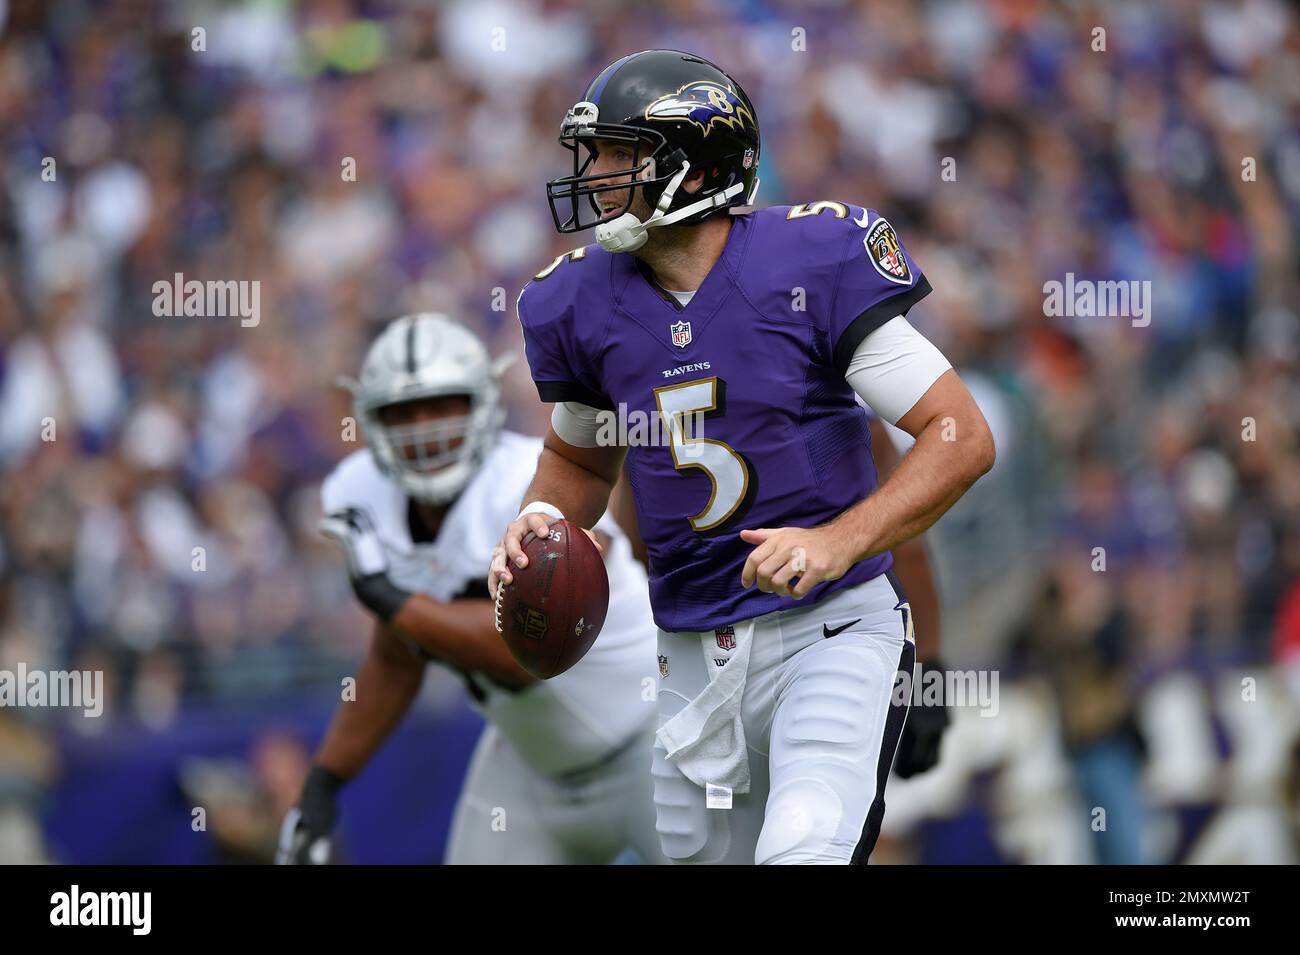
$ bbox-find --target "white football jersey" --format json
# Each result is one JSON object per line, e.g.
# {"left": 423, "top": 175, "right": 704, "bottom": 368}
{"left": 320, "top": 430, "right": 659, "bottom": 776}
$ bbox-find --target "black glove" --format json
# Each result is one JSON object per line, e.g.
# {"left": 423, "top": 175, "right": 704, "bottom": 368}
{"left": 276, "top": 765, "right": 344, "bottom": 865}
{"left": 320, "top": 507, "right": 412, "bottom": 622}
{"left": 893, "top": 659, "right": 951, "bottom": 778}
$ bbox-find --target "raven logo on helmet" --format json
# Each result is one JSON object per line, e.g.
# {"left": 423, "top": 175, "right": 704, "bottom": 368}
{"left": 644, "top": 81, "right": 757, "bottom": 138}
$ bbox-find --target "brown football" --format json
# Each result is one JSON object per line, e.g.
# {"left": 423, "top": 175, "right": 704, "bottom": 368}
{"left": 494, "top": 519, "right": 609, "bottom": 679}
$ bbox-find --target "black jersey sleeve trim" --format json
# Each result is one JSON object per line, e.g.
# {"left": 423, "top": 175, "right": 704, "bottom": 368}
{"left": 832, "top": 274, "right": 934, "bottom": 376}
{"left": 535, "top": 379, "right": 616, "bottom": 411}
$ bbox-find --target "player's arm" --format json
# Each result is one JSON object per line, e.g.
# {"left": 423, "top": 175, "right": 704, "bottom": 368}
{"left": 493, "top": 279, "right": 631, "bottom": 593}
{"left": 529, "top": 424, "right": 626, "bottom": 529}
{"left": 320, "top": 508, "right": 535, "bottom": 687}
{"left": 314, "top": 620, "right": 426, "bottom": 779}
{"left": 278, "top": 619, "right": 424, "bottom": 864}
{"left": 743, "top": 319, "right": 994, "bottom": 597}
{"left": 868, "top": 415, "right": 941, "bottom": 663}
{"left": 610, "top": 462, "right": 648, "bottom": 566}
{"left": 488, "top": 417, "right": 625, "bottom": 596}
{"left": 387, "top": 595, "right": 533, "bottom": 685}
{"left": 847, "top": 369, "right": 993, "bottom": 553}
{"left": 868, "top": 415, "right": 951, "bottom": 778}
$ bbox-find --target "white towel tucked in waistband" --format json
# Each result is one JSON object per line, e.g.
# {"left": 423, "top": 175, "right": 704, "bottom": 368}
{"left": 655, "top": 618, "right": 757, "bottom": 795}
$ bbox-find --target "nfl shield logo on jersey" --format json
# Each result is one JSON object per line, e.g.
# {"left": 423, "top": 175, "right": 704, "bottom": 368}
{"left": 715, "top": 625, "right": 736, "bottom": 651}
{"left": 670, "top": 320, "right": 692, "bottom": 348}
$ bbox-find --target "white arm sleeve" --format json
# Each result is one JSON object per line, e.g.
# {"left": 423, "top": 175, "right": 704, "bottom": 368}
{"left": 550, "top": 400, "right": 604, "bottom": 448}
{"left": 844, "top": 316, "right": 953, "bottom": 425}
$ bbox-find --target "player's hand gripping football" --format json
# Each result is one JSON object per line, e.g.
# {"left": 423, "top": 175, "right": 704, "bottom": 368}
{"left": 487, "top": 514, "right": 603, "bottom": 599}
{"left": 739, "top": 524, "right": 856, "bottom": 599}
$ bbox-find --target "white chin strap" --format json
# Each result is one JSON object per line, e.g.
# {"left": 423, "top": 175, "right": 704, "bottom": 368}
{"left": 595, "top": 160, "right": 746, "bottom": 254}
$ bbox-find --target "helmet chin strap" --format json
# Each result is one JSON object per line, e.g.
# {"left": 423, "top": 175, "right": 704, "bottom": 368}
{"left": 595, "top": 160, "right": 746, "bottom": 254}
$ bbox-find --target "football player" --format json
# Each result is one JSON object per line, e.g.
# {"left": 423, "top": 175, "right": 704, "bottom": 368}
{"left": 279, "top": 313, "right": 665, "bottom": 865}
{"left": 489, "top": 50, "right": 992, "bottom": 864}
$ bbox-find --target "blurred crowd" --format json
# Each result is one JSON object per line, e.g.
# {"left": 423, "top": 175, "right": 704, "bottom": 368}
{"left": 1, "top": 0, "right": 1298, "bottom": 863}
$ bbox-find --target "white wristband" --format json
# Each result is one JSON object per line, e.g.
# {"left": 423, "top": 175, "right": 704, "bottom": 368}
{"left": 516, "top": 501, "right": 565, "bottom": 522}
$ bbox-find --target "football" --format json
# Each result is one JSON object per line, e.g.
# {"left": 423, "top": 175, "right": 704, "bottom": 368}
{"left": 494, "top": 519, "right": 609, "bottom": 679}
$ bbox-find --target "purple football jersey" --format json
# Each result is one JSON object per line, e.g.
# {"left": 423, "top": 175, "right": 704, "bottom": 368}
{"left": 518, "top": 202, "right": 932, "bottom": 632}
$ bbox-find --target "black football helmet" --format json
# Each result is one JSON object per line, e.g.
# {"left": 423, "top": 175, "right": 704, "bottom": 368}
{"left": 546, "top": 49, "right": 761, "bottom": 251}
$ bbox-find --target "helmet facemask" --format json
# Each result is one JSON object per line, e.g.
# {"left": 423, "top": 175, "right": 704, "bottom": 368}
{"left": 361, "top": 391, "right": 502, "bottom": 508}
{"left": 546, "top": 102, "right": 688, "bottom": 234}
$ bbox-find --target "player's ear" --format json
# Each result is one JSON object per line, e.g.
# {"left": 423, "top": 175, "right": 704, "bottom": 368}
{"left": 682, "top": 168, "right": 707, "bottom": 194}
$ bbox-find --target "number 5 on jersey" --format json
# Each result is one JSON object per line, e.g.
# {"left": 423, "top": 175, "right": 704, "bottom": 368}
{"left": 653, "top": 377, "right": 753, "bottom": 533}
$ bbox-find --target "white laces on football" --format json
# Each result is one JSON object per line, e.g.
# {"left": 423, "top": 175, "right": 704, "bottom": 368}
{"left": 594, "top": 159, "right": 746, "bottom": 253}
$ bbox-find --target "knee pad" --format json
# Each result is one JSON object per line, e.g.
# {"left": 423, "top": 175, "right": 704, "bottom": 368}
{"left": 755, "top": 776, "right": 848, "bottom": 865}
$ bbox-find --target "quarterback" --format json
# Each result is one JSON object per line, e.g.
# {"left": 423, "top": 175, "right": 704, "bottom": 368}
{"left": 280, "top": 313, "right": 665, "bottom": 865}
{"left": 489, "top": 50, "right": 994, "bottom": 864}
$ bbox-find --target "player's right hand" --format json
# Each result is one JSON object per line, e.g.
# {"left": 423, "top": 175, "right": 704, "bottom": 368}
{"left": 275, "top": 766, "right": 343, "bottom": 865}
{"left": 488, "top": 515, "right": 605, "bottom": 599}
{"left": 487, "top": 513, "right": 556, "bottom": 599}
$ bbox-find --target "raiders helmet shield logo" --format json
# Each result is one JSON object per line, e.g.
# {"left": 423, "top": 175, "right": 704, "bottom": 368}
{"left": 670, "top": 320, "right": 692, "bottom": 348}
{"left": 865, "top": 217, "right": 912, "bottom": 286}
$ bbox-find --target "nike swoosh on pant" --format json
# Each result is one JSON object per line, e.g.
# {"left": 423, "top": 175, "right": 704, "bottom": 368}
{"left": 823, "top": 619, "right": 861, "bottom": 639}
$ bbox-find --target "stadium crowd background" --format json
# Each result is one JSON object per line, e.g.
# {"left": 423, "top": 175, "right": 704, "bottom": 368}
{"left": 1, "top": 0, "right": 1298, "bottom": 864}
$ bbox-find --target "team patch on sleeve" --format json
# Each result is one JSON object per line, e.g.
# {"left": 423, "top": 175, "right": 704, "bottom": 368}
{"left": 864, "top": 217, "right": 912, "bottom": 286}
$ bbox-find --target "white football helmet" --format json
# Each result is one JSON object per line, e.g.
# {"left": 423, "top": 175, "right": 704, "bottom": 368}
{"left": 339, "top": 313, "right": 514, "bottom": 506}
